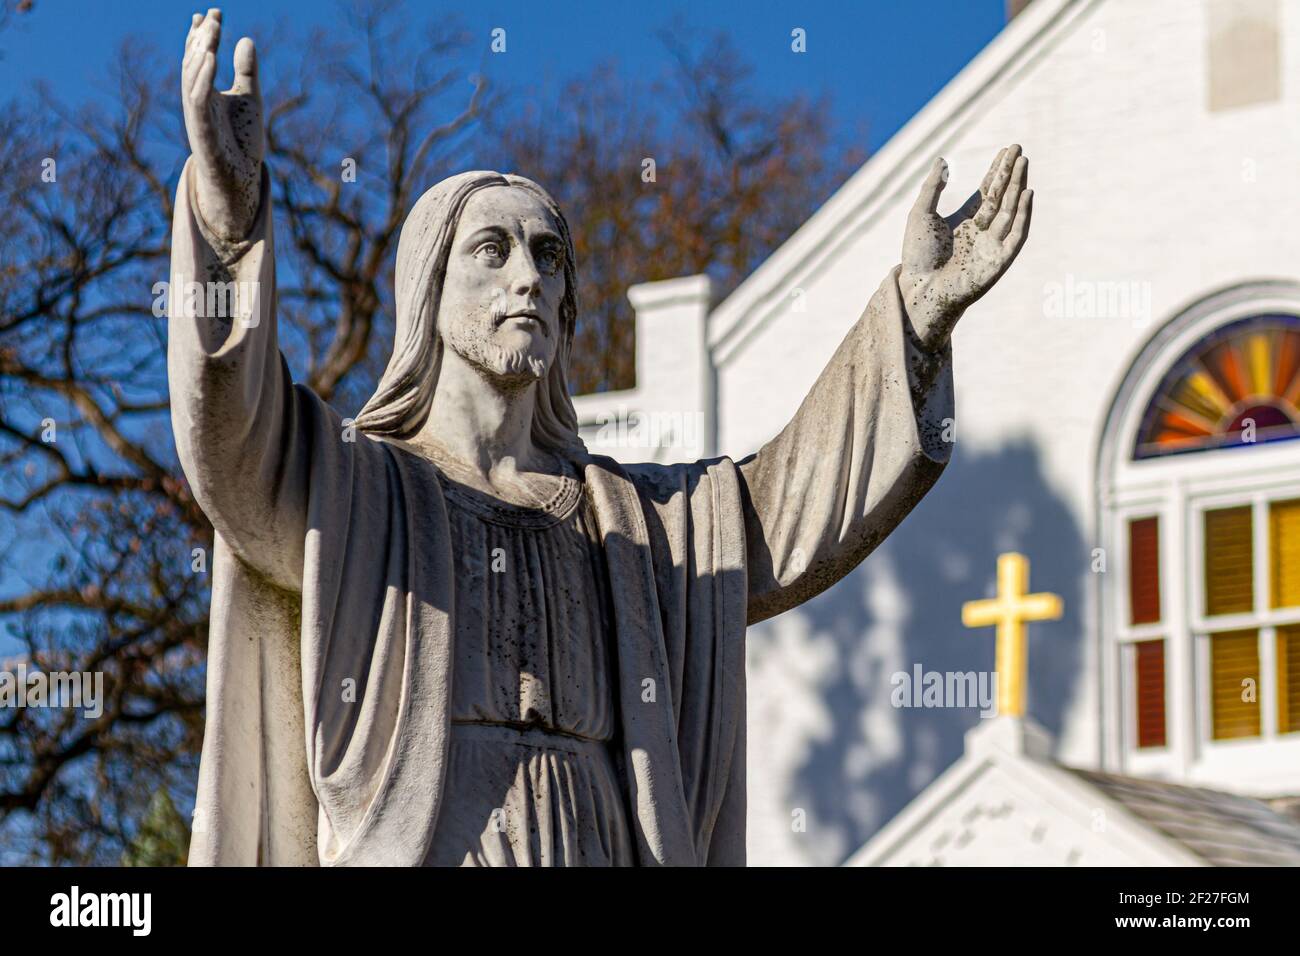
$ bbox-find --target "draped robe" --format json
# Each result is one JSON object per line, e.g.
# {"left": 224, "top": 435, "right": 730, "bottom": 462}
{"left": 167, "top": 159, "right": 955, "bottom": 866}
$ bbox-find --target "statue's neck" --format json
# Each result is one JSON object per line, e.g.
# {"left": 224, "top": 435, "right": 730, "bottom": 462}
{"left": 412, "top": 348, "right": 545, "bottom": 479}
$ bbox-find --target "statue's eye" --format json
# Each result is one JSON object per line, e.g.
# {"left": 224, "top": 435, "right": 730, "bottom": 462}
{"left": 475, "top": 240, "right": 507, "bottom": 262}
{"left": 536, "top": 245, "right": 562, "bottom": 275}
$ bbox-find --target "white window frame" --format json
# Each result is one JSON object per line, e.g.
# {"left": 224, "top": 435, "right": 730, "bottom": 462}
{"left": 1098, "top": 283, "right": 1300, "bottom": 794}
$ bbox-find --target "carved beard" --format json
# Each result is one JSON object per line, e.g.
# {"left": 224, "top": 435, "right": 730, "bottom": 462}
{"left": 440, "top": 296, "right": 554, "bottom": 388}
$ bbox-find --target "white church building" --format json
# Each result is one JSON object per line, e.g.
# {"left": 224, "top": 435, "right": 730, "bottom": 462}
{"left": 574, "top": 0, "right": 1300, "bottom": 865}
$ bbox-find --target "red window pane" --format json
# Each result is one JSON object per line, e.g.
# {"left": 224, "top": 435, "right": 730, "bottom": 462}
{"left": 1128, "top": 516, "right": 1161, "bottom": 625}
{"left": 1134, "top": 639, "right": 1166, "bottom": 749}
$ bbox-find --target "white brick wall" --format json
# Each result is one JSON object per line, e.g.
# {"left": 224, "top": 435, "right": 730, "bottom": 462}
{"left": 709, "top": 0, "right": 1300, "bottom": 864}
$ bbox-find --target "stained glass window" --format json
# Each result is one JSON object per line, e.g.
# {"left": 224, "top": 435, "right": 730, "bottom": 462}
{"left": 1210, "top": 629, "right": 1260, "bottom": 740}
{"left": 1271, "top": 499, "right": 1300, "bottom": 609}
{"left": 1279, "top": 625, "right": 1300, "bottom": 735}
{"left": 1134, "top": 314, "right": 1300, "bottom": 459}
{"left": 1128, "top": 516, "right": 1161, "bottom": 625}
{"left": 1204, "top": 505, "right": 1253, "bottom": 617}
{"left": 1134, "top": 639, "right": 1166, "bottom": 748}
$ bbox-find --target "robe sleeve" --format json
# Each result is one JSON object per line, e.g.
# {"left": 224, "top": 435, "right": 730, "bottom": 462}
{"left": 737, "top": 266, "right": 955, "bottom": 625}
{"left": 168, "top": 158, "right": 310, "bottom": 592}
{"left": 599, "top": 455, "right": 749, "bottom": 865}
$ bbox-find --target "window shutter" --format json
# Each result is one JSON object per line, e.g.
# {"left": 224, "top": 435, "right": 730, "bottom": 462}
{"left": 1204, "top": 506, "right": 1254, "bottom": 616}
{"left": 1270, "top": 499, "right": 1300, "bottom": 608}
{"left": 1280, "top": 625, "right": 1300, "bottom": 735}
{"left": 1134, "top": 639, "right": 1166, "bottom": 748}
{"left": 1210, "top": 629, "right": 1260, "bottom": 740}
{"left": 1128, "top": 516, "right": 1161, "bottom": 625}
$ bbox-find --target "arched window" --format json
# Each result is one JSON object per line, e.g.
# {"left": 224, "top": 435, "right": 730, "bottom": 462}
{"left": 1098, "top": 284, "right": 1300, "bottom": 795}
{"left": 1134, "top": 314, "right": 1300, "bottom": 459}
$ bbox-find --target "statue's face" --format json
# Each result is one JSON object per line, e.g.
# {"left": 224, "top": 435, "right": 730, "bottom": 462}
{"left": 437, "top": 185, "right": 566, "bottom": 386}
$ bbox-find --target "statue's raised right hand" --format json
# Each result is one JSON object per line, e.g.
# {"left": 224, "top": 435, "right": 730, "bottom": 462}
{"left": 181, "top": 8, "right": 264, "bottom": 241}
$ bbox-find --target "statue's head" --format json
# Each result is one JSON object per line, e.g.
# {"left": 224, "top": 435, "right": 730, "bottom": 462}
{"left": 353, "top": 171, "right": 584, "bottom": 454}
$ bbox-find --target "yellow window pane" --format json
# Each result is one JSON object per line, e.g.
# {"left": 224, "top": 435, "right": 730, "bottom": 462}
{"left": 1280, "top": 625, "right": 1300, "bottom": 735}
{"left": 1270, "top": 499, "right": 1300, "bottom": 608}
{"left": 1210, "top": 629, "right": 1260, "bottom": 740}
{"left": 1204, "top": 506, "right": 1254, "bottom": 616}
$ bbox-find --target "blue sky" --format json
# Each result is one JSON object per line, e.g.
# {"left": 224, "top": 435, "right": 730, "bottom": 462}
{"left": 2, "top": 0, "right": 1007, "bottom": 153}
{"left": 0, "top": 0, "right": 1009, "bottom": 662}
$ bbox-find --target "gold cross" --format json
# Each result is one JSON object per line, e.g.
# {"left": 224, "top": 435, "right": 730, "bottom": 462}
{"left": 961, "top": 552, "right": 1062, "bottom": 717}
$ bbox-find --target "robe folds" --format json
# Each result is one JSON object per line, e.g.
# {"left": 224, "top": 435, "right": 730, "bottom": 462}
{"left": 167, "top": 158, "right": 955, "bottom": 866}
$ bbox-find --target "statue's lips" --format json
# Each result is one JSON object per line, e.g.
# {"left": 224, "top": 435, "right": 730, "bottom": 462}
{"left": 498, "top": 312, "right": 549, "bottom": 336}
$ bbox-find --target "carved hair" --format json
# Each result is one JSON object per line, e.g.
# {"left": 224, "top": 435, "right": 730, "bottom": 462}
{"left": 353, "top": 171, "right": 585, "bottom": 455}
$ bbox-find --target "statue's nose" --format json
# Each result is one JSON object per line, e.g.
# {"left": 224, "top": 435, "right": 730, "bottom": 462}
{"left": 512, "top": 269, "right": 542, "bottom": 298}
{"left": 508, "top": 248, "right": 544, "bottom": 297}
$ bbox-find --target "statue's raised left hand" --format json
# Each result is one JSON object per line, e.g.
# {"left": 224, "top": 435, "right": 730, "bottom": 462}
{"left": 899, "top": 145, "right": 1032, "bottom": 350}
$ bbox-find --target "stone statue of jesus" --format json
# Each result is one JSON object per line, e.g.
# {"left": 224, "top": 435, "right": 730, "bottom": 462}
{"left": 171, "top": 10, "right": 1033, "bottom": 866}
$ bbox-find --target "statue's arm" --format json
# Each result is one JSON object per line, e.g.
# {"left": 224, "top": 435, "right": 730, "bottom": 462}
{"left": 168, "top": 10, "right": 307, "bottom": 591}
{"left": 736, "top": 270, "right": 954, "bottom": 625}
{"left": 736, "top": 147, "right": 1032, "bottom": 625}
